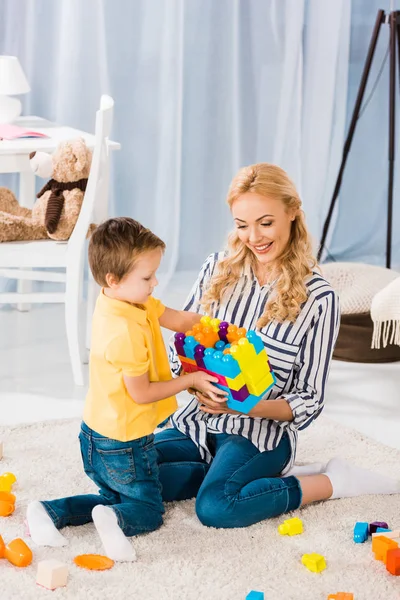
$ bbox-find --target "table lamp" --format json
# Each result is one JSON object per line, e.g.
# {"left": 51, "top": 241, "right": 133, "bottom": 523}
{"left": 0, "top": 55, "right": 30, "bottom": 124}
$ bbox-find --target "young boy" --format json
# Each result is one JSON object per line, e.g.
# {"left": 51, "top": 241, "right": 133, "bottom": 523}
{"left": 26, "top": 217, "right": 223, "bottom": 561}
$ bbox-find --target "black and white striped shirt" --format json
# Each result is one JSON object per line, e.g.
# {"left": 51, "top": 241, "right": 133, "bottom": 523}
{"left": 169, "top": 252, "right": 340, "bottom": 473}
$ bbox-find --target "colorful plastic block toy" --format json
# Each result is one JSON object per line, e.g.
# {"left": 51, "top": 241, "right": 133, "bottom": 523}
{"left": 327, "top": 594, "right": 354, "bottom": 600}
{"left": 372, "top": 535, "right": 399, "bottom": 562}
{"left": 4, "top": 538, "right": 32, "bottom": 567}
{"left": 0, "top": 472, "right": 16, "bottom": 493}
{"left": 278, "top": 517, "right": 303, "bottom": 536}
{"left": 175, "top": 317, "right": 276, "bottom": 414}
{"left": 301, "top": 553, "right": 326, "bottom": 573}
{"left": 386, "top": 548, "right": 400, "bottom": 576}
{"left": 301, "top": 552, "right": 326, "bottom": 573}
{"left": 369, "top": 521, "right": 389, "bottom": 534}
{"left": 246, "top": 592, "right": 264, "bottom": 600}
{"left": 372, "top": 529, "right": 399, "bottom": 539}
{"left": 37, "top": 559, "right": 69, "bottom": 590}
{"left": 353, "top": 522, "right": 369, "bottom": 543}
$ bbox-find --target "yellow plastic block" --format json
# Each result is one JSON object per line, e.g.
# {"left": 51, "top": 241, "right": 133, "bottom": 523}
{"left": 210, "top": 318, "right": 221, "bottom": 332}
{"left": 229, "top": 338, "right": 258, "bottom": 367}
{"left": 200, "top": 315, "right": 212, "bottom": 327}
{"left": 246, "top": 371, "right": 275, "bottom": 397}
{"left": 226, "top": 373, "right": 246, "bottom": 391}
{"left": 278, "top": 517, "right": 303, "bottom": 536}
{"left": 301, "top": 553, "right": 326, "bottom": 573}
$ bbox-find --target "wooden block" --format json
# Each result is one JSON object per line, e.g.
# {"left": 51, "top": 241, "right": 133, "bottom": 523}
{"left": 36, "top": 559, "right": 68, "bottom": 590}
{"left": 372, "top": 529, "right": 400, "bottom": 540}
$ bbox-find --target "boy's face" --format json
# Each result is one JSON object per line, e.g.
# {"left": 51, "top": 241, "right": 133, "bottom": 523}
{"left": 107, "top": 248, "right": 162, "bottom": 304}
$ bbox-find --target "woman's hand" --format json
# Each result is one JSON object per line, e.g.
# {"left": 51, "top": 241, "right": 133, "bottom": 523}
{"left": 194, "top": 390, "right": 240, "bottom": 415}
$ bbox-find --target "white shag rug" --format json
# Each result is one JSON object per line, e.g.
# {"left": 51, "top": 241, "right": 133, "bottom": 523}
{"left": 0, "top": 417, "right": 400, "bottom": 600}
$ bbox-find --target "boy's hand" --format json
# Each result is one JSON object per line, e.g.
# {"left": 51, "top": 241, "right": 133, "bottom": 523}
{"left": 191, "top": 371, "right": 227, "bottom": 403}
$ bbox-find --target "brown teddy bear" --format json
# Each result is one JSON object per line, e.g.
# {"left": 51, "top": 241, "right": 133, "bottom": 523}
{"left": 0, "top": 137, "right": 92, "bottom": 243}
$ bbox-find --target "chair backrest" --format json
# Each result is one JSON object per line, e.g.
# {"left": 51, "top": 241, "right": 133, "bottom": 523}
{"left": 67, "top": 95, "right": 114, "bottom": 254}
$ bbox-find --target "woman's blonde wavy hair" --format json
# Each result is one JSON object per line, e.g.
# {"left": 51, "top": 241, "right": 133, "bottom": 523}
{"left": 202, "top": 163, "right": 317, "bottom": 326}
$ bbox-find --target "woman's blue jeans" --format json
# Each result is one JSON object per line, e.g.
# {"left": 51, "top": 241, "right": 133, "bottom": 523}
{"left": 155, "top": 427, "right": 302, "bottom": 528}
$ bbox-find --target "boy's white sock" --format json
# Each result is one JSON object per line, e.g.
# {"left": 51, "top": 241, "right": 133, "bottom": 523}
{"left": 26, "top": 501, "right": 68, "bottom": 547}
{"left": 284, "top": 462, "right": 325, "bottom": 477}
{"left": 324, "top": 457, "right": 400, "bottom": 499}
{"left": 92, "top": 505, "right": 136, "bottom": 562}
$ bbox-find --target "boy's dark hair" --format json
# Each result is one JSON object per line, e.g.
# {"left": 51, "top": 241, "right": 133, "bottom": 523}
{"left": 88, "top": 217, "right": 165, "bottom": 286}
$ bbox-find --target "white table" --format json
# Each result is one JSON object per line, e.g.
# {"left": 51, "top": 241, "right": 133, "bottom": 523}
{"left": 0, "top": 116, "right": 120, "bottom": 309}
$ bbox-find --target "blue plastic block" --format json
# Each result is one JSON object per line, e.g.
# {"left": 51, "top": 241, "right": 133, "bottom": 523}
{"left": 376, "top": 527, "right": 392, "bottom": 533}
{"left": 246, "top": 331, "right": 264, "bottom": 355}
{"left": 218, "top": 354, "right": 241, "bottom": 378}
{"left": 353, "top": 521, "right": 369, "bottom": 543}
{"left": 215, "top": 340, "right": 226, "bottom": 351}
{"left": 183, "top": 336, "right": 197, "bottom": 360}
{"left": 246, "top": 592, "right": 264, "bottom": 600}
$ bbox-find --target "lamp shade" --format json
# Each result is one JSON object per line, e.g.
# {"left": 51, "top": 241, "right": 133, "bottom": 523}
{"left": 0, "top": 56, "right": 30, "bottom": 95}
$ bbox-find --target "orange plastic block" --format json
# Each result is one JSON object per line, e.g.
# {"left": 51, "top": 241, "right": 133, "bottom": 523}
{"left": 372, "top": 535, "right": 398, "bottom": 562}
{"left": 5, "top": 538, "right": 33, "bottom": 567}
{"left": 328, "top": 594, "right": 354, "bottom": 600}
{"left": 0, "top": 500, "right": 14, "bottom": 516}
{"left": 386, "top": 548, "right": 400, "bottom": 576}
{"left": 0, "top": 534, "right": 5, "bottom": 558}
{"left": 0, "top": 491, "right": 16, "bottom": 504}
{"left": 74, "top": 554, "right": 114, "bottom": 570}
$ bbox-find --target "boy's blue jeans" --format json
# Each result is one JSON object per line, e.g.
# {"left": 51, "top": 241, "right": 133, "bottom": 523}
{"left": 155, "top": 427, "right": 302, "bottom": 528}
{"left": 42, "top": 422, "right": 164, "bottom": 537}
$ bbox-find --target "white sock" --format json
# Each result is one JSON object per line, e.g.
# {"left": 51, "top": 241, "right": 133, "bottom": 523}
{"left": 92, "top": 505, "right": 136, "bottom": 562}
{"left": 285, "top": 462, "right": 326, "bottom": 477}
{"left": 324, "top": 457, "right": 400, "bottom": 499}
{"left": 26, "top": 501, "right": 68, "bottom": 547}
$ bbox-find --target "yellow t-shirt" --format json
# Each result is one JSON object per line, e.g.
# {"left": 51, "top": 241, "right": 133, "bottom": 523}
{"left": 83, "top": 290, "right": 177, "bottom": 442}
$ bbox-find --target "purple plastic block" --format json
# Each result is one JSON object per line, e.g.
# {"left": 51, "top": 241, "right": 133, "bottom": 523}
{"left": 174, "top": 332, "right": 186, "bottom": 356}
{"left": 369, "top": 521, "right": 389, "bottom": 534}
{"left": 194, "top": 344, "right": 206, "bottom": 368}
{"left": 218, "top": 321, "right": 229, "bottom": 343}
{"left": 231, "top": 384, "right": 249, "bottom": 401}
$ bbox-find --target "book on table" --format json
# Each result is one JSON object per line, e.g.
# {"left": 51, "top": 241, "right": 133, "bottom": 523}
{"left": 0, "top": 123, "right": 49, "bottom": 140}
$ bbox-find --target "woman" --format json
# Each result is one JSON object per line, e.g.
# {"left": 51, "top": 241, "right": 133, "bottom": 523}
{"left": 155, "top": 163, "right": 399, "bottom": 528}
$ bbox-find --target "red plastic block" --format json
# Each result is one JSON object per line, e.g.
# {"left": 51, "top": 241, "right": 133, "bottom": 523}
{"left": 386, "top": 548, "right": 400, "bottom": 576}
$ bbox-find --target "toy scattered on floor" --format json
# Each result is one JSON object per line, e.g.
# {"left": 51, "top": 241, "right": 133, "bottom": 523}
{"left": 246, "top": 591, "right": 264, "bottom": 600}
{"left": 175, "top": 316, "right": 276, "bottom": 413}
{"left": 3, "top": 537, "right": 32, "bottom": 567}
{"left": 278, "top": 517, "right": 303, "bottom": 536}
{"left": 301, "top": 553, "right": 327, "bottom": 573}
{"left": 353, "top": 522, "right": 369, "bottom": 543}
{"left": 386, "top": 548, "right": 400, "bottom": 576}
{"left": 369, "top": 521, "right": 389, "bottom": 534}
{"left": 327, "top": 594, "right": 354, "bottom": 600}
{"left": 372, "top": 534, "right": 399, "bottom": 562}
{"left": 0, "top": 490, "right": 16, "bottom": 517}
{"left": 372, "top": 529, "right": 399, "bottom": 539}
{"left": 0, "top": 472, "right": 16, "bottom": 493}
{"left": 36, "top": 559, "right": 69, "bottom": 590}
{"left": 73, "top": 554, "right": 114, "bottom": 571}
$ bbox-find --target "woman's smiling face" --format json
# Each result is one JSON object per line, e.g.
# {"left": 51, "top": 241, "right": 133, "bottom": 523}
{"left": 231, "top": 192, "right": 295, "bottom": 267}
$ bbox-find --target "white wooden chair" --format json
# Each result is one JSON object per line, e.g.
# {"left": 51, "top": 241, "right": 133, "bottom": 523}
{"left": 0, "top": 95, "right": 114, "bottom": 385}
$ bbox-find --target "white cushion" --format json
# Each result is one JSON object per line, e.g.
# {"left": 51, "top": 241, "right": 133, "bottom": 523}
{"left": 320, "top": 262, "right": 399, "bottom": 315}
